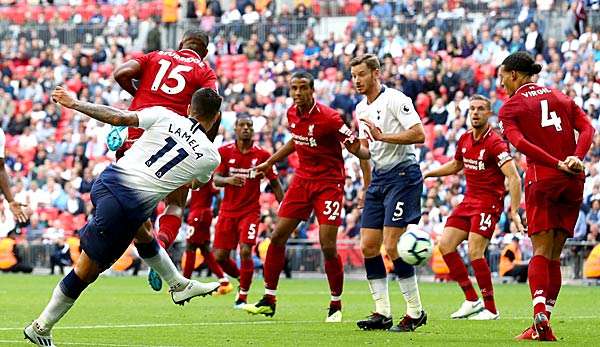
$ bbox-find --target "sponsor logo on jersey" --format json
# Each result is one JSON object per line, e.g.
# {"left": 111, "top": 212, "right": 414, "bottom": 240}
{"left": 401, "top": 104, "right": 411, "bottom": 114}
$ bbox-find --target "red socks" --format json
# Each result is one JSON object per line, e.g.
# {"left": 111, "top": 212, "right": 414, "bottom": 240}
{"left": 217, "top": 258, "right": 240, "bottom": 279}
{"left": 324, "top": 254, "right": 344, "bottom": 305}
{"left": 182, "top": 250, "right": 196, "bottom": 279}
{"left": 472, "top": 258, "right": 496, "bottom": 314}
{"left": 528, "top": 255, "right": 550, "bottom": 317}
{"left": 264, "top": 243, "right": 286, "bottom": 292}
{"left": 240, "top": 258, "right": 254, "bottom": 292}
{"left": 156, "top": 214, "right": 181, "bottom": 249}
{"left": 443, "top": 252, "right": 478, "bottom": 302}
{"left": 546, "top": 260, "right": 562, "bottom": 320}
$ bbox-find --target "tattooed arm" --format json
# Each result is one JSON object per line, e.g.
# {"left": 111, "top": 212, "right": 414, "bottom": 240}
{"left": 51, "top": 86, "right": 139, "bottom": 127}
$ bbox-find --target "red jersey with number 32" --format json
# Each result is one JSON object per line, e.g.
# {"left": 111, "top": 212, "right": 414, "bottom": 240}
{"left": 128, "top": 49, "right": 217, "bottom": 139}
{"left": 455, "top": 127, "right": 511, "bottom": 210}
{"left": 287, "top": 102, "right": 356, "bottom": 183}
{"left": 499, "top": 83, "right": 589, "bottom": 180}
{"left": 215, "top": 143, "right": 277, "bottom": 217}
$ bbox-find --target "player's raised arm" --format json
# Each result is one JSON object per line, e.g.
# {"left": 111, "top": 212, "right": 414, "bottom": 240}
{"left": 423, "top": 159, "right": 464, "bottom": 179}
{"left": 52, "top": 87, "right": 139, "bottom": 127}
{"left": 114, "top": 59, "right": 142, "bottom": 97}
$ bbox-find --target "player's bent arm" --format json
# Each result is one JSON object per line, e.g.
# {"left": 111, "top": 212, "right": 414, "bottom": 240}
{"left": 572, "top": 107, "right": 595, "bottom": 160}
{"left": 266, "top": 140, "right": 296, "bottom": 165}
{"left": 70, "top": 100, "right": 140, "bottom": 127}
{"left": 380, "top": 123, "right": 426, "bottom": 145}
{"left": 269, "top": 178, "right": 285, "bottom": 203}
{"left": 344, "top": 139, "right": 371, "bottom": 160}
{"left": 424, "top": 159, "right": 463, "bottom": 178}
{"left": 114, "top": 60, "right": 141, "bottom": 97}
{"left": 500, "top": 160, "right": 522, "bottom": 215}
{"left": 213, "top": 173, "right": 230, "bottom": 187}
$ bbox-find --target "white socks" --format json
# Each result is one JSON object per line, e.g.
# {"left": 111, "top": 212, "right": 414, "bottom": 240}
{"left": 398, "top": 275, "right": 423, "bottom": 319}
{"left": 142, "top": 247, "right": 189, "bottom": 291}
{"left": 368, "top": 278, "right": 391, "bottom": 318}
{"left": 36, "top": 284, "right": 75, "bottom": 332}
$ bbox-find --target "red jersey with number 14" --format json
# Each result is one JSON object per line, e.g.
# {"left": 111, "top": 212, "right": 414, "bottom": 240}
{"left": 499, "top": 82, "right": 593, "bottom": 180}
{"left": 455, "top": 127, "right": 511, "bottom": 211}
{"left": 128, "top": 49, "right": 217, "bottom": 139}
{"left": 287, "top": 102, "right": 356, "bottom": 183}
{"left": 215, "top": 143, "right": 277, "bottom": 217}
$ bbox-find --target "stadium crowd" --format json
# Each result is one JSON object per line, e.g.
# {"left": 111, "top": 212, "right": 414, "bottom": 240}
{"left": 0, "top": 0, "right": 599, "bottom": 273}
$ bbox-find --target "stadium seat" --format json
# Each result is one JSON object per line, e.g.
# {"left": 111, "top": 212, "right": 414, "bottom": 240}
{"left": 58, "top": 6, "right": 73, "bottom": 21}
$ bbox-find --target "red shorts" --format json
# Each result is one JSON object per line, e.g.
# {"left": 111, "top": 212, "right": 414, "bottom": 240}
{"left": 278, "top": 177, "right": 344, "bottom": 226}
{"left": 525, "top": 177, "right": 583, "bottom": 237}
{"left": 213, "top": 212, "right": 260, "bottom": 250}
{"left": 445, "top": 202, "right": 501, "bottom": 239}
{"left": 186, "top": 209, "right": 212, "bottom": 245}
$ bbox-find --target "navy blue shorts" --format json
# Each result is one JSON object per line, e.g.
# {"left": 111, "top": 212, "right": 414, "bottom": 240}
{"left": 79, "top": 180, "right": 147, "bottom": 270}
{"left": 361, "top": 163, "right": 423, "bottom": 229}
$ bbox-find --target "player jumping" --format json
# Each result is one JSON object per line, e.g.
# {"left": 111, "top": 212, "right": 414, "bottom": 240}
{"left": 111, "top": 29, "right": 219, "bottom": 292}
{"left": 423, "top": 95, "right": 524, "bottom": 320}
{"left": 24, "top": 87, "right": 223, "bottom": 347}
{"left": 213, "top": 116, "right": 284, "bottom": 308}
{"left": 351, "top": 54, "right": 427, "bottom": 332}
{"left": 498, "top": 51, "right": 594, "bottom": 341}
{"left": 243, "top": 71, "right": 370, "bottom": 322}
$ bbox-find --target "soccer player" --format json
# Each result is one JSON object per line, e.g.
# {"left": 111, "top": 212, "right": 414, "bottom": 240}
{"left": 24, "top": 87, "right": 223, "bottom": 347}
{"left": 212, "top": 116, "right": 284, "bottom": 308}
{"left": 243, "top": 71, "right": 370, "bottom": 322}
{"left": 498, "top": 51, "right": 594, "bottom": 340}
{"left": 182, "top": 180, "right": 233, "bottom": 295}
{"left": 0, "top": 127, "right": 27, "bottom": 225}
{"left": 350, "top": 54, "right": 427, "bottom": 332}
{"left": 423, "top": 95, "right": 524, "bottom": 320}
{"left": 111, "top": 29, "right": 219, "bottom": 291}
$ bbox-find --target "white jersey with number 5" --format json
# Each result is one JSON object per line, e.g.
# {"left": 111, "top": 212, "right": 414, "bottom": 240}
{"left": 355, "top": 86, "right": 422, "bottom": 171}
{"left": 101, "top": 106, "right": 220, "bottom": 210}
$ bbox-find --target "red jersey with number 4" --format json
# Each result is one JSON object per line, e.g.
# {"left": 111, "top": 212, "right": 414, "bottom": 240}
{"left": 287, "top": 102, "right": 356, "bottom": 183}
{"left": 128, "top": 49, "right": 217, "bottom": 139}
{"left": 189, "top": 180, "right": 218, "bottom": 212}
{"left": 454, "top": 127, "right": 511, "bottom": 211}
{"left": 216, "top": 143, "right": 277, "bottom": 217}
{"left": 499, "top": 82, "right": 593, "bottom": 180}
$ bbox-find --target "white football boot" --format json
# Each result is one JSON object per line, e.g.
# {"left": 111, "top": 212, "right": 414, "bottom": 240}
{"left": 450, "top": 299, "right": 483, "bottom": 319}
{"left": 468, "top": 309, "right": 500, "bottom": 320}
{"left": 171, "top": 280, "right": 220, "bottom": 305}
{"left": 24, "top": 322, "right": 55, "bottom": 347}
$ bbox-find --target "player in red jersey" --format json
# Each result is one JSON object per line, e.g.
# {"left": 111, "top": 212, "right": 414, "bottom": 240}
{"left": 243, "top": 71, "right": 371, "bottom": 322}
{"left": 498, "top": 52, "right": 594, "bottom": 341}
{"left": 112, "top": 29, "right": 220, "bottom": 291}
{"left": 182, "top": 180, "right": 233, "bottom": 295}
{"left": 424, "top": 95, "right": 523, "bottom": 320}
{"left": 212, "top": 116, "right": 284, "bottom": 308}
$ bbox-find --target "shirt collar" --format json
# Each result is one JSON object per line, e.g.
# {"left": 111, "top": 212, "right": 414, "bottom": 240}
{"left": 179, "top": 49, "right": 202, "bottom": 59}
{"left": 514, "top": 82, "right": 537, "bottom": 95}
{"left": 297, "top": 102, "right": 319, "bottom": 118}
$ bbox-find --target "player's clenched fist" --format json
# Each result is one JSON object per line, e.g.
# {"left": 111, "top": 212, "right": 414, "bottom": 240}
{"left": 564, "top": 156, "right": 584, "bottom": 172}
{"left": 51, "top": 86, "right": 77, "bottom": 108}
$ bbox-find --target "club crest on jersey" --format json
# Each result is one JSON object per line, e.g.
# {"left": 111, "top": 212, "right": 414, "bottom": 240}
{"left": 478, "top": 149, "right": 486, "bottom": 160}
{"left": 251, "top": 158, "right": 258, "bottom": 166}
{"left": 291, "top": 123, "right": 296, "bottom": 129}
{"left": 229, "top": 159, "right": 236, "bottom": 164}
{"left": 308, "top": 124, "right": 315, "bottom": 137}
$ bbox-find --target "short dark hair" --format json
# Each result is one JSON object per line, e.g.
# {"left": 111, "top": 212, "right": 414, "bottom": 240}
{"left": 181, "top": 29, "right": 209, "bottom": 57}
{"left": 235, "top": 114, "right": 253, "bottom": 126}
{"left": 350, "top": 54, "right": 381, "bottom": 71}
{"left": 290, "top": 71, "right": 314, "bottom": 89}
{"left": 469, "top": 94, "right": 491, "bottom": 109}
{"left": 191, "top": 88, "right": 222, "bottom": 121}
{"left": 501, "top": 51, "right": 542, "bottom": 76}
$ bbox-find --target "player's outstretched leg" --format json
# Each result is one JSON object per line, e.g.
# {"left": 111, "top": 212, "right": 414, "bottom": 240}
{"left": 135, "top": 238, "right": 219, "bottom": 305}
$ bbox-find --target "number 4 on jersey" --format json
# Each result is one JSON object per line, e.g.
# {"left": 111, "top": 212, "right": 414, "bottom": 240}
{"left": 540, "top": 100, "right": 562, "bottom": 132}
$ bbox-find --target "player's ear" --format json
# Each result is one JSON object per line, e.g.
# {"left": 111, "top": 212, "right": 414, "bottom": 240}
{"left": 187, "top": 104, "right": 191, "bottom": 115}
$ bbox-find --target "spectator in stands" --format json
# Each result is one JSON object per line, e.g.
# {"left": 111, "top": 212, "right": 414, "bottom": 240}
{"left": 499, "top": 237, "right": 528, "bottom": 283}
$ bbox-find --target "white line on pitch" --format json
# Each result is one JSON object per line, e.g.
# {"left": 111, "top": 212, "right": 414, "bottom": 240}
{"left": 0, "top": 340, "right": 180, "bottom": 347}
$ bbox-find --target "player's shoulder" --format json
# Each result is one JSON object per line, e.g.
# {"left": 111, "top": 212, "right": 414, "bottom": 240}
{"left": 316, "top": 102, "right": 338, "bottom": 117}
{"left": 252, "top": 144, "right": 271, "bottom": 156}
{"left": 218, "top": 142, "right": 236, "bottom": 153}
{"left": 458, "top": 129, "right": 473, "bottom": 144}
{"left": 499, "top": 96, "right": 525, "bottom": 116}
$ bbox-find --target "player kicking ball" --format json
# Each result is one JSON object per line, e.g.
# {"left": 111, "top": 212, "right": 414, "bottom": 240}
{"left": 243, "top": 71, "right": 370, "bottom": 322}
{"left": 212, "top": 116, "right": 284, "bottom": 309}
{"left": 351, "top": 54, "right": 427, "bottom": 332}
{"left": 498, "top": 52, "right": 594, "bottom": 341}
{"left": 24, "top": 87, "right": 223, "bottom": 347}
{"left": 423, "top": 95, "right": 524, "bottom": 320}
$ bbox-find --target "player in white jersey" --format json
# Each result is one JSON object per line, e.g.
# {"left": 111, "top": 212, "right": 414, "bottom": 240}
{"left": 0, "top": 128, "right": 27, "bottom": 224}
{"left": 351, "top": 54, "right": 428, "bottom": 332}
{"left": 24, "top": 87, "right": 222, "bottom": 347}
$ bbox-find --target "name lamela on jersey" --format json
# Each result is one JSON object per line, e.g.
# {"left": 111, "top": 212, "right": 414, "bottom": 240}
{"left": 167, "top": 123, "right": 204, "bottom": 159}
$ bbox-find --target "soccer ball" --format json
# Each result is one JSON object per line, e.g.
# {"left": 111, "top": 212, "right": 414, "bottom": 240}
{"left": 397, "top": 230, "right": 433, "bottom": 266}
{"left": 106, "top": 125, "right": 128, "bottom": 151}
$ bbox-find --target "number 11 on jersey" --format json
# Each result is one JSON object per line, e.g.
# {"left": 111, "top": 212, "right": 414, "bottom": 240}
{"left": 146, "top": 136, "right": 189, "bottom": 178}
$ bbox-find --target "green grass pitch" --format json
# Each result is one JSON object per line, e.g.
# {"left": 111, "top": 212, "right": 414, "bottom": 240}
{"left": 1, "top": 274, "right": 599, "bottom": 346}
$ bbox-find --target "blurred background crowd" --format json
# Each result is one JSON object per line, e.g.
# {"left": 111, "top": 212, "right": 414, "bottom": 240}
{"left": 0, "top": 0, "right": 599, "bottom": 278}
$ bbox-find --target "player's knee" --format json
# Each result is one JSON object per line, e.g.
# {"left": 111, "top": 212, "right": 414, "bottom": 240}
{"left": 321, "top": 246, "right": 337, "bottom": 260}
{"left": 360, "top": 241, "right": 380, "bottom": 258}
{"left": 384, "top": 244, "right": 399, "bottom": 260}
{"left": 239, "top": 245, "right": 252, "bottom": 260}
{"left": 214, "top": 249, "right": 227, "bottom": 262}
{"left": 468, "top": 247, "right": 485, "bottom": 261}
